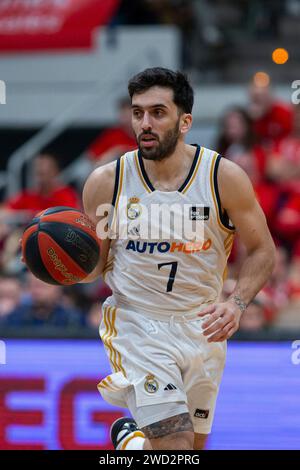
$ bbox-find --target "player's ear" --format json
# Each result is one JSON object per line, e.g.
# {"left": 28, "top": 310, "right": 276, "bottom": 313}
{"left": 180, "top": 113, "right": 192, "bottom": 135}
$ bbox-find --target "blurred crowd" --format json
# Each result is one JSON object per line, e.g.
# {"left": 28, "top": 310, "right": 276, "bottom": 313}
{"left": 218, "top": 83, "right": 300, "bottom": 331}
{"left": 0, "top": 80, "right": 300, "bottom": 335}
{"left": 111, "top": 0, "right": 297, "bottom": 80}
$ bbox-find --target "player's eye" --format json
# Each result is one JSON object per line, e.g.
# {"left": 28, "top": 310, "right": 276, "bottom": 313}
{"left": 133, "top": 110, "right": 142, "bottom": 119}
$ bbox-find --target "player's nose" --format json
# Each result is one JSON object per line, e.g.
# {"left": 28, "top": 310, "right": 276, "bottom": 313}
{"left": 141, "top": 112, "right": 152, "bottom": 131}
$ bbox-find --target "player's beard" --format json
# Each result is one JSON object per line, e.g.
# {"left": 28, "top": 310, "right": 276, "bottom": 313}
{"left": 137, "top": 119, "right": 180, "bottom": 162}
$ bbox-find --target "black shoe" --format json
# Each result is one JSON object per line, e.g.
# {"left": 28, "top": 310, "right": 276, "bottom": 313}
{"left": 110, "top": 417, "right": 143, "bottom": 450}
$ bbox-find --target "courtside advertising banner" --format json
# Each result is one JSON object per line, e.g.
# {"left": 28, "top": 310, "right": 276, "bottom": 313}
{"left": 0, "top": 340, "right": 299, "bottom": 450}
{"left": 0, "top": 0, "right": 120, "bottom": 52}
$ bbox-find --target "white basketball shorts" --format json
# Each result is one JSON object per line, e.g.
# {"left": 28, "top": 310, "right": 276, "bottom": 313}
{"left": 98, "top": 297, "right": 227, "bottom": 434}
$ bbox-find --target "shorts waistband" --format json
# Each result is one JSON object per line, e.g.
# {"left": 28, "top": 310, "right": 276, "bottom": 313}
{"left": 104, "top": 295, "right": 212, "bottom": 323}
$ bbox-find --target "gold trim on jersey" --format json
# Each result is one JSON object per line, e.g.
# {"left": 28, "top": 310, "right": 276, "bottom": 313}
{"left": 222, "top": 266, "right": 228, "bottom": 282}
{"left": 110, "top": 156, "right": 125, "bottom": 232}
{"left": 225, "top": 239, "right": 234, "bottom": 257}
{"left": 116, "top": 155, "right": 125, "bottom": 208}
{"left": 101, "top": 307, "right": 126, "bottom": 377}
{"left": 181, "top": 146, "right": 204, "bottom": 194}
{"left": 224, "top": 232, "right": 231, "bottom": 247}
{"left": 222, "top": 233, "right": 235, "bottom": 281}
{"left": 224, "top": 232, "right": 234, "bottom": 258}
{"left": 98, "top": 377, "right": 119, "bottom": 392}
{"left": 98, "top": 375, "right": 125, "bottom": 393}
{"left": 134, "top": 151, "right": 152, "bottom": 193}
{"left": 102, "top": 256, "right": 115, "bottom": 280}
{"left": 210, "top": 153, "right": 235, "bottom": 234}
{"left": 103, "top": 268, "right": 113, "bottom": 282}
{"left": 224, "top": 232, "right": 234, "bottom": 251}
{"left": 103, "top": 259, "right": 114, "bottom": 272}
{"left": 103, "top": 307, "right": 117, "bottom": 371}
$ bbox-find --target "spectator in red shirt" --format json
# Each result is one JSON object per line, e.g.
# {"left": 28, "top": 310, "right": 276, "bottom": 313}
{"left": 265, "top": 104, "right": 300, "bottom": 197}
{"left": 216, "top": 106, "right": 279, "bottom": 226}
{"left": 5, "top": 153, "right": 80, "bottom": 213}
{"left": 86, "top": 97, "right": 136, "bottom": 166}
{"left": 216, "top": 106, "right": 266, "bottom": 183}
{"left": 249, "top": 83, "right": 294, "bottom": 147}
{"left": 276, "top": 192, "right": 300, "bottom": 248}
{"left": 267, "top": 105, "right": 300, "bottom": 257}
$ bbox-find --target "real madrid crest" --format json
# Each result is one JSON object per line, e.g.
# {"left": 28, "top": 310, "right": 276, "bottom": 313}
{"left": 127, "top": 196, "right": 142, "bottom": 220}
{"left": 144, "top": 374, "right": 159, "bottom": 394}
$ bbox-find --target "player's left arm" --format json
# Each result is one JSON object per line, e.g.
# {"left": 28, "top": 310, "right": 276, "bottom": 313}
{"left": 199, "top": 158, "right": 276, "bottom": 342}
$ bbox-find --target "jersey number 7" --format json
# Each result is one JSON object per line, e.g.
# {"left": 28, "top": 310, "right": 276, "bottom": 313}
{"left": 158, "top": 261, "right": 178, "bottom": 292}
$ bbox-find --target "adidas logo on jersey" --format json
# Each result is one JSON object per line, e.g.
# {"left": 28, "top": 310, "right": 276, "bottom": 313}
{"left": 164, "top": 383, "right": 177, "bottom": 391}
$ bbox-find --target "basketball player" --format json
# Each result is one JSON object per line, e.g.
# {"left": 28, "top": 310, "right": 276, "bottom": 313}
{"left": 82, "top": 68, "right": 275, "bottom": 450}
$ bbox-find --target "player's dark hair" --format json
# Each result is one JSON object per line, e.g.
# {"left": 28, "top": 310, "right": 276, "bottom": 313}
{"left": 128, "top": 67, "right": 194, "bottom": 114}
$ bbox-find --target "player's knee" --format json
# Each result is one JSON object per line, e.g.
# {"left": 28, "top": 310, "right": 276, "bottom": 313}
{"left": 141, "top": 412, "right": 194, "bottom": 450}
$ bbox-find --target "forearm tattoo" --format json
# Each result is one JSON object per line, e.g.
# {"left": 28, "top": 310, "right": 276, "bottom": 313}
{"left": 141, "top": 413, "right": 193, "bottom": 439}
{"left": 230, "top": 292, "right": 248, "bottom": 314}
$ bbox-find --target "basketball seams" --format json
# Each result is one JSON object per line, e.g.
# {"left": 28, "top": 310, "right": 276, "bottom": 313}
{"left": 24, "top": 217, "right": 41, "bottom": 230}
{"left": 22, "top": 207, "right": 100, "bottom": 285}
{"left": 22, "top": 223, "right": 40, "bottom": 261}
{"left": 24, "top": 232, "right": 59, "bottom": 285}
{"left": 44, "top": 206, "right": 81, "bottom": 216}
{"left": 39, "top": 212, "right": 99, "bottom": 242}
{"left": 38, "top": 232, "right": 87, "bottom": 285}
{"left": 39, "top": 221, "right": 100, "bottom": 272}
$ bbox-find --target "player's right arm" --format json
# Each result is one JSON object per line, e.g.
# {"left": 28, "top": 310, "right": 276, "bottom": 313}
{"left": 81, "top": 160, "right": 116, "bottom": 283}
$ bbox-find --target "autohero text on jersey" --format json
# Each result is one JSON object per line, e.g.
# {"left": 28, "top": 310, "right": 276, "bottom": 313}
{"left": 125, "top": 239, "right": 212, "bottom": 254}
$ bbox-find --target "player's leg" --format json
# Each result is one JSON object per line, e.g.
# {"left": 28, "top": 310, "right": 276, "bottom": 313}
{"left": 186, "top": 378, "right": 222, "bottom": 450}
{"left": 111, "top": 412, "right": 194, "bottom": 450}
{"left": 185, "top": 340, "right": 227, "bottom": 450}
{"left": 193, "top": 433, "right": 208, "bottom": 450}
{"left": 101, "top": 308, "right": 195, "bottom": 450}
{"left": 141, "top": 413, "right": 194, "bottom": 450}
{"left": 178, "top": 318, "right": 227, "bottom": 451}
{"left": 111, "top": 397, "right": 193, "bottom": 450}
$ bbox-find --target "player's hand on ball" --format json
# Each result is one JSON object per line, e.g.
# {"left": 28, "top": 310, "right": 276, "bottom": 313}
{"left": 198, "top": 299, "right": 242, "bottom": 342}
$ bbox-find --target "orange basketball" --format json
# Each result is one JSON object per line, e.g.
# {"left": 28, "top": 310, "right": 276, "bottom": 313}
{"left": 22, "top": 206, "right": 100, "bottom": 285}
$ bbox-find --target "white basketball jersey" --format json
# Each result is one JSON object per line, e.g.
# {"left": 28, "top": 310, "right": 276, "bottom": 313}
{"left": 104, "top": 145, "right": 235, "bottom": 317}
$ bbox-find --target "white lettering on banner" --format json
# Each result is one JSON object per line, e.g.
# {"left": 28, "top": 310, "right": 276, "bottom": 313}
{"left": 291, "top": 80, "right": 300, "bottom": 105}
{"left": 0, "top": 0, "right": 70, "bottom": 11}
{"left": 0, "top": 16, "right": 63, "bottom": 33}
{"left": 0, "top": 81, "right": 6, "bottom": 105}
{"left": 291, "top": 340, "right": 300, "bottom": 365}
{"left": 0, "top": 341, "right": 6, "bottom": 365}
